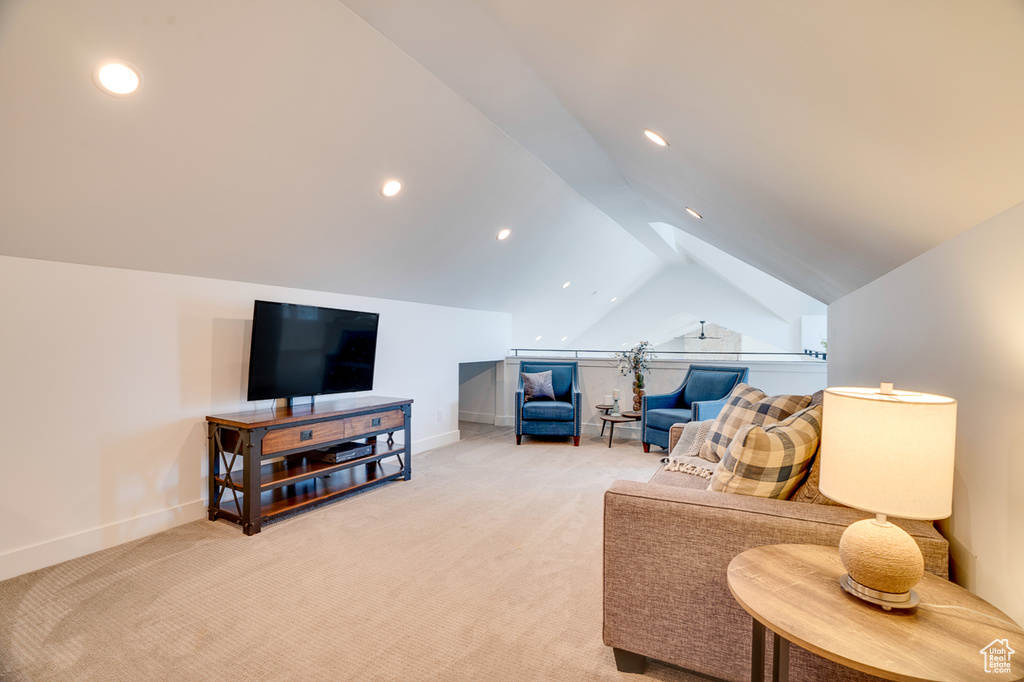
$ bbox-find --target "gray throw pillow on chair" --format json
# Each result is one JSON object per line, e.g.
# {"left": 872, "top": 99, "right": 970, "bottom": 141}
{"left": 522, "top": 371, "right": 555, "bottom": 401}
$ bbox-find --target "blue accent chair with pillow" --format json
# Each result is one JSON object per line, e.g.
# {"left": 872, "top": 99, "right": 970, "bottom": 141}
{"left": 640, "top": 364, "right": 749, "bottom": 452}
{"left": 516, "top": 361, "right": 582, "bottom": 446}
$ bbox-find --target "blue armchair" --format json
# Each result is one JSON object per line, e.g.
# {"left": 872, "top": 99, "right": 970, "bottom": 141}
{"left": 516, "top": 361, "right": 582, "bottom": 446}
{"left": 640, "top": 364, "right": 749, "bottom": 452}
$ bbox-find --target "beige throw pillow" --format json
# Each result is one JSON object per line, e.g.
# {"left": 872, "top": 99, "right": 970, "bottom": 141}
{"left": 698, "top": 384, "right": 811, "bottom": 463}
{"left": 708, "top": 404, "right": 823, "bottom": 499}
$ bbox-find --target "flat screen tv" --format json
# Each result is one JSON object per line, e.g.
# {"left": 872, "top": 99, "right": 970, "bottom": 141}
{"left": 246, "top": 300, "right": 379, "bottom": 402}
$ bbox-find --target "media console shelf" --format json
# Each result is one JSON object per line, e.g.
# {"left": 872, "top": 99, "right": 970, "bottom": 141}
{"left": 206, "top": 396, "right": 413, "bottom": 535}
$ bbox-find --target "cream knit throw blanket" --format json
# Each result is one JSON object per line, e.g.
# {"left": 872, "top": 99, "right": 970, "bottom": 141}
{"left": 671, "top": 461, "right": 713, "bottom": 479}
{"left": 663, "top": 420, "right": 715, "bottom": 478}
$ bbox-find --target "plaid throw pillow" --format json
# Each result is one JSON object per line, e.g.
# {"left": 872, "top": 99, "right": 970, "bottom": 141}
{"left": 698, "top": 384, "right": 811, "bottom": 463}
{"left": 708, "top": 404, "right": 823, "bottom": 499}
{"left": 788, "top": 389, "right": 845, "bottom": 506}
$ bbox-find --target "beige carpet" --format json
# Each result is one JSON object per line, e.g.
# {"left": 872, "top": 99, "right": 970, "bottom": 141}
{"left": 0, "top": 423, "right": 719, "bottom": 682}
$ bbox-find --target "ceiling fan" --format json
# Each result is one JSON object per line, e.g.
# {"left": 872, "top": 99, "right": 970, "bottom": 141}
{"left": 695, "top": 321, "right": 721, "bottom": 341}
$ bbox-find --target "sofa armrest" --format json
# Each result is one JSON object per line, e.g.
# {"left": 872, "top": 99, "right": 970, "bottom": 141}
{"left": 603, "top": 481, "right": 949, "bottom": 681}
{"left": 667, "top": 420, "right": 708, "bottom": 453}
{"left": 691, "top": 395, "right": 729, "bottom": 421}
{"left": 668, "top": 423, "right": 686, "bottom": 451}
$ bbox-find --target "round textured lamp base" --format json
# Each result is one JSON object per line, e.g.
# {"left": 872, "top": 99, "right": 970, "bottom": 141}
{"left": 840, "top": 573, "right": 920, "bottom": 611}
{"left": 839, "top": 518, "right": 924, "bottom": 595}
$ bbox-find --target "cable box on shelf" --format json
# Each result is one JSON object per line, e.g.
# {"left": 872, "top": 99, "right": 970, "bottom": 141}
{"left": 313, "top": 441, "right": 374, "bottom": 464}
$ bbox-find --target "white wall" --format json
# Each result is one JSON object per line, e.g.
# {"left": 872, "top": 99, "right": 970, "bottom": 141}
{"left": 800, "top": 314, "right": 827, "bottom": 352}
{"left": 458, "top": 361, "right": 501, "bottom": 423}
{"left": 498, "top": 356, "right": 827, "bottom": 440}
{"left": 0, "top": 255, "right": 510, "bottom": 581}
{"left": 828, "top": 199, "right": 1024, "bottom": 627}
{"left": 569, "top": 263, "right": 816, "bottom": 353}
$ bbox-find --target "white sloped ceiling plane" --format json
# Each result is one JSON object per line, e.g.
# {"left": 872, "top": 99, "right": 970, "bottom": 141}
{"left": 2, "top": 0, "right": 1022, "bottom": 350}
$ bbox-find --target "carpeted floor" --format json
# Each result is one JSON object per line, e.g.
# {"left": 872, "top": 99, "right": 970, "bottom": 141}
{"left": 0, "top": 423, "right": 719, "bottom": 681}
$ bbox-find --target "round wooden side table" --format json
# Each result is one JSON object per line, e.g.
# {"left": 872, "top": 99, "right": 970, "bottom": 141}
{"left": 727, "top": 544, "right": 1024, "bottom": 681}
{"left": 596, "top": 403, "right": 614, "bottom": 437}
{"left": 599, "top": 414, "right": 636, "bottom": 448}
{"left": 596, "top": 406, "right": 641, "bottom": 445}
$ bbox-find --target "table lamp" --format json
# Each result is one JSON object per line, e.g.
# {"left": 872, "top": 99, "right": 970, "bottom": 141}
{"left": 819, "top": 383, "right": 957, "bottom": 610}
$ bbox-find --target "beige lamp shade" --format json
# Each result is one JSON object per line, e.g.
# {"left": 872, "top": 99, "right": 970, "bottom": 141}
{"left": 819, "top": 386, "right": 957, "bottom": 520}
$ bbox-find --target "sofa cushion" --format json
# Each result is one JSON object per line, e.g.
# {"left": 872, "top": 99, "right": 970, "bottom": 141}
{"left": 521, "top": 400, "right": 574, "bottom": 421}
{"left": 645, "top": 407, "right": 693, "bottom": 432}
{"left": 521, "top": 370, "right": 555, "bottom": 401}
{"left": 709, "top": 404, "right": 823, "bottom": 499}
{"left": 698, "top": 384, "right": 811, "bottom": 463}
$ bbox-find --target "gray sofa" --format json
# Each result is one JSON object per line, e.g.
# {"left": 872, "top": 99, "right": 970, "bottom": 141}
{"left": 603, "top": 423, "right": 950, "bottom": 681}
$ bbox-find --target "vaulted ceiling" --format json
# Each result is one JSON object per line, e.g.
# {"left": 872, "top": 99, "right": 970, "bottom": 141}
{"left": 2, "top": 0, "right": 1022, "bottom": 349}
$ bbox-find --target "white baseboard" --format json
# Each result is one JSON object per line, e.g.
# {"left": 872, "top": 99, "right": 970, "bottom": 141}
{"left": 0, "top": 499, "right": 208, "bottom": 583}
{"left": 492, "top": 417, "right": 642, "bottom": 439}
{"left": 412, "top": 429, "right": 460, "bottom": 454}
{"left": 0, "top": 432, "right": 460, "bottom": 583}
{"left": 458, "top": 411, "right": 495, "bottom": 424}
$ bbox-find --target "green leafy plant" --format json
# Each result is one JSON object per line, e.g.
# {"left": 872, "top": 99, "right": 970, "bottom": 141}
{"left": 615, "top": 341, "right": 652, "bottom": 380}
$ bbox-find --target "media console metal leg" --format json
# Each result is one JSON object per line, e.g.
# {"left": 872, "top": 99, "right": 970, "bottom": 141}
{"left": 772, "top": 631, "right": 789, "bottom": 682}
{"left": 751, "top": 618, "right": 766, "bottom": 682}
{"left": 402, "top": 407, "right": 412, "bottom": 480}
{"left": 243, "top": 432, "right": 262, "bottom": 536}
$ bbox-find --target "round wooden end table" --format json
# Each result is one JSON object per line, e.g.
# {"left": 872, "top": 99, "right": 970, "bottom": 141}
{"left": 596, "top": 403, "right": 613, "bottom": 437}
{"left": 598, "top": 411, "right": 640, "bottom": 448}
{"left": 727, "top": 544, "right": 1024, "bottom": 681}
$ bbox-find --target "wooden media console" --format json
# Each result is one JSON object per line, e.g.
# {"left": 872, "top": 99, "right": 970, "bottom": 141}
{"left": 206, "top": 396, "right": 412, "bottom": 535}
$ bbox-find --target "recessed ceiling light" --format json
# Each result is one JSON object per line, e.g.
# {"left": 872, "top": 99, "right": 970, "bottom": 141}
{"left": 93, "top": 61, "right": 142, "bottom": 96}
{"left": 496, "top": 228, "right": 511, "bottom": 240}
{"left": 686, "top": 207, "right": 703, "bottom": 219}
{"left": 561, "top": 336, "right": 568, "bottom": 342}
{"left": 562, "top": 281, "right": 571, "bottom": 289}
{"left": 610, "top": 296, "right": 618, "bottom": 302}
{"left": 381, "top": 180, "right": 402, "bottom": 197}
{"left": 535, "top": 335, "right": 542, "bottom": 341}
{"left": 644, "top": 129, "right": 668, "bottom": 147}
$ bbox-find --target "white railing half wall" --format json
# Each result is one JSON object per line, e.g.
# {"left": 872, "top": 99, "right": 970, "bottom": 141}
{"left": 459, "top": 356, "right": 827, "bottom": 445}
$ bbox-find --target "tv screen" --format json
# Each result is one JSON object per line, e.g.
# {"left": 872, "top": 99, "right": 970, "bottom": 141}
{"left": 246, "top": 300, "right": 379, "bottom": 402}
